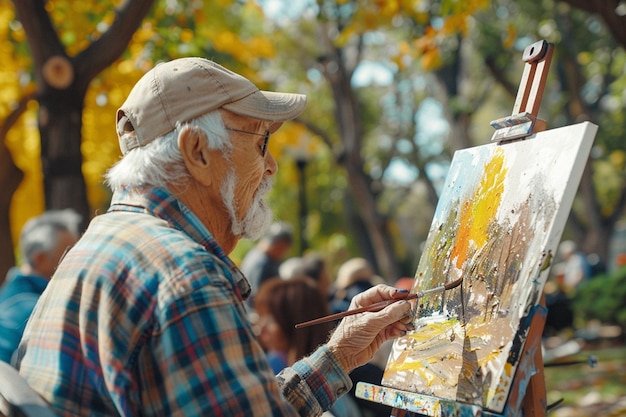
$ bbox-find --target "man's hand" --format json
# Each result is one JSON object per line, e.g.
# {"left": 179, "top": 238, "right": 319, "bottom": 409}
{"left": 326, "top": 284, "right": 414, "bottom": 372}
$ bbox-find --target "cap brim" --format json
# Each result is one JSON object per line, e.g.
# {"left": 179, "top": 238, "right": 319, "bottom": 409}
{"left": 222, "top": 90, "right": 307, "bottom": 122}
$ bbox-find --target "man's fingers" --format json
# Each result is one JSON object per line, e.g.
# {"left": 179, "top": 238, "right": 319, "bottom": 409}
{"left": 351, "top": 284, "right": 408, "bottom": 308}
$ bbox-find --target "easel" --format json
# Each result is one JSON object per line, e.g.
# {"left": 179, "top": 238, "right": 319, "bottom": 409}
{"left": 489, "top": 39, "right": 554, "bottom": 417}
{"left": 489, "top": 40, "right": 553, "bottom": 143}
{"left": 356, "top": 301, "right": 548, "bottom": 417}
{"left": 355, "top": 40, "right": 555, "bottom": 417}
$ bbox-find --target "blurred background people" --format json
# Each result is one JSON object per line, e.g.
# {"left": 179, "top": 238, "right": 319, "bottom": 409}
{"left": 280, "top": 252, "right": 332, "bottom": 302}
{"left": 543, "top": 264, "right": 575, "bottom": 337}
{"left": 543, "top": 240, "right": 591, "bottom": 339}
{"left": 330, "top": 257, "right": 384, "bottom": 315}
{"left": 254, "top": 277, "right": 332, "bottom": 372}
{"left": 298, "top": 252, "right": 332, "bottom": 301}
{"left": 394, "top": 277, "right": 415, "bottom": 292}
{"left": 328, "top": 257, "right": 393, "bottom": 417}
{"left": 278, "top": 256, "right": 304, "bottom": 280}
{"left": 240, "top": 221, "right": 294, "bottom": 307}
{"left": 557, "top": 240, "right": 592, "bottom": 295}
{"left": 253, "top": 276, "right": 361, "bottom": 416}
{"left": 0, "top": 209, "right": 81, "bottom": 363}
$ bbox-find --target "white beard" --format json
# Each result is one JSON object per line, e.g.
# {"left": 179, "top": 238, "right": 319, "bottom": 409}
{"left": 221, "top": 171, "right": 274, "bottom": 240}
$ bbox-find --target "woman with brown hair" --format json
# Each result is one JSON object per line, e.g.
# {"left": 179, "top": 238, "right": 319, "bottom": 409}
{"left": 254, "top": 277, "right": 335, "bottom": 371}
{"left": 254, "top": 277, "right": 362, "bottom": 416}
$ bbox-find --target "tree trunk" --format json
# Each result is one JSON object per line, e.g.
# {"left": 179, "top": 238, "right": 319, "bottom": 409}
{"left": 344, "top": 164, "right": 402, "bottom": 281}
{"left": 561, "top": 0, "right": 626, "bottom": 50}
{"left": 316, "top": 24, "right": 403, "bottom": 282}
{"left": 38, "top": 85, "right": 90, "bottom": 224}
{"left": 0, "top": 93, "right": 34, "bottom": 281}
{"left": 552, "top": 10, "right": 622, "bottom": 266}
{"left": 0, "top": 0, "right": 156, "bottom": 261}
{"left": 0, "top": 131, "right": 25, "bottom": 283}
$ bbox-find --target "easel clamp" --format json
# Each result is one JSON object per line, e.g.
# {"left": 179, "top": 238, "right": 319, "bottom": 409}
{"left": 490, "top": 40, "right": 554, "bottom": 143}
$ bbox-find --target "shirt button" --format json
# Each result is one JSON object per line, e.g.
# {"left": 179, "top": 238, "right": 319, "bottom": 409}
{"left": 337, "top": 387, "right": 347, "bottom": 396}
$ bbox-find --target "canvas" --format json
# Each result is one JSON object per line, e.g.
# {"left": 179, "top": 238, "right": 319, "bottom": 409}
{"left": 380, "top": 122, "right": 598, "bottom": 414}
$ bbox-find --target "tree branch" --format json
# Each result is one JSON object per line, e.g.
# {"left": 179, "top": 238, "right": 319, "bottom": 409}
{"left": 0, "top": 92, "right": 36, "bottom": 279}
{"left": 297, "top": 118, "right": 336, "bottom": 155}
{"left": 560, "top": 0, "right": 626, "bottom": 50}
{"left": 12, "top": 0, "right": 65, "bottom": 69}
{"left": 484, "top": 56, "right": 517, "bottom": 98}
{"left": 75, "top": 0, "right": 155, "bottom": 84}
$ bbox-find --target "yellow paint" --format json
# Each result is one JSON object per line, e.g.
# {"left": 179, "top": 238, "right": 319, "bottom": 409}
{"left": 450, "top": 148, "right": 507, "bottom": 271}
{"left": 476, "top": 349, "right": 504, "bottom": 368}
{"left": 504, "top": 362, "right": 513, "bottom": 377}
{"left": 413, "top": 318, "right": 457, "bottom": 340}
{"left": 418, "top": 367, "right": 436, "bottom": 386}
{"left": 385, "top": 319, "right": 460, "bottom": 375}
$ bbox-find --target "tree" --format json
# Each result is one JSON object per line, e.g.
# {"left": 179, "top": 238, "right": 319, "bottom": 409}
{"left": 467, "top": 0, "right": 626, "bottom": 265}
{"left": 0, "top": 0, "right": 155, "bottom": 278}
{"left": 0, "top": 0, "right": 279, "bottom": 279}
{"left": 264, "top": 0, "right": 626, "bottom": 278}
{"left": 2, "top": 0, "right": 625, "bottom": 283}
{"left": 257, "top": 0, "right": 501, "bottom": 280}
{"left": 561, "top": 0, "right": 626, "bottom": 49}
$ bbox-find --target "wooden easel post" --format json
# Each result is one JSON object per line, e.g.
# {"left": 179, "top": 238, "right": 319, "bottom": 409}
{"left": 490, "top": 40, "right": 554, "bottom": 143}
{"left": 488, "top": 39, "right": 555, "bottom": 416}
{"left": 356, "top": 40, "right": 559, "bottom": 417}
{"left": 519, "top": 297, "right": 548, "bottom": 416}
{"left": 388, "top": 40, "right": 555, "bottom": 417}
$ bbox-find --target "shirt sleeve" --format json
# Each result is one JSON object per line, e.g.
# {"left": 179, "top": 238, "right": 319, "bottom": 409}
{"left": 135, "top": 270, "right": 351, "bottom": 417}
{"left": 0, "top": 293, "right": 39, "bottom": 364}
{"left": 277, "top": 346, "right": 353, "bottom": 416}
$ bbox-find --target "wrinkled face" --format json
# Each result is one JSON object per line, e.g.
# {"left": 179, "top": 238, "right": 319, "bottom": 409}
{"left": 219, "top": 110, "right": 280, "bottom": 240}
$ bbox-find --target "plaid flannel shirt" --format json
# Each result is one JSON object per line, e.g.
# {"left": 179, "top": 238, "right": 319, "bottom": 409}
{"left": 16, "top": 187, "right": 351, "bottom": 416}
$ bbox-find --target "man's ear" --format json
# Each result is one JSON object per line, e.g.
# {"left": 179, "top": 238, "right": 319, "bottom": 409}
{"left": 178, "top": 126, "right": 213, "bottom": 187}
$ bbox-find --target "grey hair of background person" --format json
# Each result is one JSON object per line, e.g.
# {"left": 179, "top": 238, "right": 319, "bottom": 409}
{"left": 19, "top": 209, "right": 82, "bottom": 267}
{"left": 105, "top": 110, "right": 231, "bottom": 192}
{"left": 263, "top": 222, "right": 293, "bottom": 245}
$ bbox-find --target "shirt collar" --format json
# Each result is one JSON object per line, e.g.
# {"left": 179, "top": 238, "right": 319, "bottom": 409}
{"left": 108, "top": 187, "right": 251, "bottom": 300}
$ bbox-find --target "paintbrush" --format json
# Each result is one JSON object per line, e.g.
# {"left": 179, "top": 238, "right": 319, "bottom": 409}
{"left": 295, "top": 276, "right": 463, "bottom": 329}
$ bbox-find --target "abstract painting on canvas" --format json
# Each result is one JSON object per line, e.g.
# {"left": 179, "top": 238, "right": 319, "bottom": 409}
{"left": 382, "top": 122, "right": 598, "bottom": 413}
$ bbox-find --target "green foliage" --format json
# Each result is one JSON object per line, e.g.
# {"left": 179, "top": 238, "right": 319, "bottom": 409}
{"left": 571, "top": 266, "right": 626, "bottom": 330}
{"left": 4, "top": 0, "right": 626, "bottom": 280}
{"left": 544, "top": 346, "right": 626, "bottom": 411}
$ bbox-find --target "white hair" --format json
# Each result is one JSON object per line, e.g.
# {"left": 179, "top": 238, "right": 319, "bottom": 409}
{"left": 105, "top": 111, "right": 231, "bottom": 192}
{"left": 105, "top": 109, "right": 275, "bottom": 241}
{"left": 19, "top": 209, "right": 82, "bottom": 267}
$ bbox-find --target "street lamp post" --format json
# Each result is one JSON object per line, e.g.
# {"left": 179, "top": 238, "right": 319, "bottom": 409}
{"left": 295, "top": 157, "right": 308, "bottom": 255}
{"left": 285, "top": 131, "right": 316, "bottom": 256}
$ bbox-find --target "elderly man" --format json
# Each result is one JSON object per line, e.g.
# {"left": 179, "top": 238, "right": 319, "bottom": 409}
{"left": 16, "top": 58, "right": 413, "bottom": 416}
{"left": 0, "top": 209, "right": 81, "bottom": 363}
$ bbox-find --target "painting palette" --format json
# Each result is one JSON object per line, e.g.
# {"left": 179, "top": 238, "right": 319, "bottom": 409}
{"left": 373, "top": 122, "right": 598, "bottom": 415}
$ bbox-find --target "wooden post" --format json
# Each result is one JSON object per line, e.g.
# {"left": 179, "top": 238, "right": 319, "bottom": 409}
{"left": 520, "top": 296, "right": 548, "bottom": 417}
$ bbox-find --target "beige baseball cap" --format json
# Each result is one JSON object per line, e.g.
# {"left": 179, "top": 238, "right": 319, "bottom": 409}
{"left": 116, "top": 57, "right": 307, "bottom": 154}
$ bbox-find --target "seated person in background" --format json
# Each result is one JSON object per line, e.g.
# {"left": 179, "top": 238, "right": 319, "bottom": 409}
{"left": 278, "top": 256, "right": 304, "bottom": 280}
{"left": 255, "top": 277, "right": 362, "bottom": 417}
{"left": 0, "top": 209, "right": 81, "bottom": 364}
{"left": 240, "top": 221, "right": 294, "bottom": 307}
{"left": 296, "top": 252, "right": 332, "bottom": 301}
{"left": 330, "top": 257, "right": 384, "bottom": 314}
{"left": 329, "top": 257, "right": 395, "bottom": 417}
{"left": 277, "top": 253, "right": 332, "bottom": 310}
{"left": 394, "top": 277, "right": 415, "bottom": 292}
{"left": 278, "top": 252, "right": 330, "bottom": 301}
{"left": 15, "top": 57, "right": 414, "bottom": 416}
{"left": 557, "top": 240, "right": 591, "bottom": 295}
{"left": 254, "top": 277, "right": 334, "bottom": 373}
